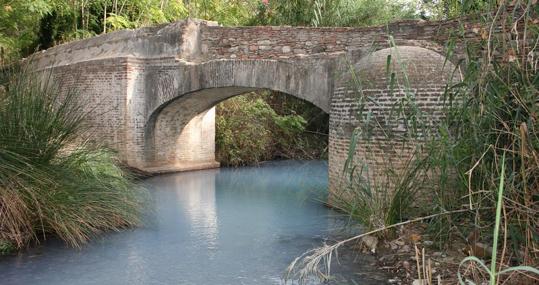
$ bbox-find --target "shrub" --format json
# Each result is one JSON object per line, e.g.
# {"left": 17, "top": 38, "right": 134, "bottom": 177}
{"left": 216, "top": 94, "right": 275, "bottom": 166}
{"left": 215, "top": 91, "right": 326, "bottom": 166}
{"left": 425, "top": 3, "right": 539, "bottom": 272}
{"left": 0, "top": 70, "right": 145, "bottom": 249}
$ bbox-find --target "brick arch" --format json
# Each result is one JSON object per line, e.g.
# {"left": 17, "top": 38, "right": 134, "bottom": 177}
{"left": 354, "top": 45, "right": 460, "bottom": 94}
{"left": 141, "top": 58, "right": 336, "bottom": 171}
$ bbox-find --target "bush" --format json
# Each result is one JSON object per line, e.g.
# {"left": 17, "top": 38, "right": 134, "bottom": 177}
{"left": 425, "top": 4, "right": 539, "bottom": 273}
{"left": 216, "top": 91, "right": 327, "bottom": 166}
{"left": 216, "top": 95, "right": 275, "bottom": 166}
{"left": 0, "top": 70, "right": 145, "bottom": 249}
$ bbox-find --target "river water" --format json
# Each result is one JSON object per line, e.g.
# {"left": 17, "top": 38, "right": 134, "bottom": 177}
{"left": 0, "top": 160, "right": 387, "bottom": 285}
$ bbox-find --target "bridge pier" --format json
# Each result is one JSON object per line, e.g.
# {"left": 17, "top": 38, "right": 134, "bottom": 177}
{"left": 143, "top": 108, "right": 220, "bottom": 174}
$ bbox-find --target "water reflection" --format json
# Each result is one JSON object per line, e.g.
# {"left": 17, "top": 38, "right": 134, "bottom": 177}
{"left": 0, "top": 160, "right": 387, "bottom": 285}
{"left": 174, "top": 170, "right": 219, "bottom": 251}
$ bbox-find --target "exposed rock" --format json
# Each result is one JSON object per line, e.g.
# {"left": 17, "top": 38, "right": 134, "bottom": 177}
{"left": 361, "top": 235, "right": 379, "bottom": 254}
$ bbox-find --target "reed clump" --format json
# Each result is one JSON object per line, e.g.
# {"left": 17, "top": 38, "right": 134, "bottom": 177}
{"left": 286, "top": 2, "right": 538, "bottom": 284}
{"left": 0, "top": 70, "right": 145, "bottom": 251}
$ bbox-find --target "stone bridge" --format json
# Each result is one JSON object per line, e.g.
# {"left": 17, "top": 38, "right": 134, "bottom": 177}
{"left": 30, "top": 17, "right": 486, "bottom": 194}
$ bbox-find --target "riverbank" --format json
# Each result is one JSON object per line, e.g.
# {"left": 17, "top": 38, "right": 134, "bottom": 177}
{"left": 373, "top": 223, "right": 467, "bottom": 284}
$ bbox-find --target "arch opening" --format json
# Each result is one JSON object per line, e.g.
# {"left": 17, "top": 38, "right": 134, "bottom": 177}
{"left": 143, "top": 87, "right": 329, "bottom": 173}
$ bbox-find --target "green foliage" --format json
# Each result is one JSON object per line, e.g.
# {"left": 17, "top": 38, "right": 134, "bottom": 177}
{"left": 106, "top": 13, "right": 134, "bottom": 30}
{"left": 424, "top": 4, "right": 539, "bottom": 273}
{"left": 0, "top": 1, "right": 48, "bottom": 60}
{"left": 0, "top": 0, "right": 190, "bottom": 61}
{"left": 419, "top": 0, "right": 505, "bottom": 20}
{"left": 215, "top": 91, "right": 327, "bottom": 166}
{"left": 0, "top": 69, "right": 146, "bottom": 249}
{"left": 251, "top": 0, "right": 421, "bottom": 27}
{"left": 0, "top": 239, "right": 15, "bottom": 255}
{"left": 186, "top": 0, "right": 256, "bottom": 26}
{"left": 339, "top": 0, "right": 539, "bottom": 278}
{"left": 442, "top": 0, "right": 495, "bottom": 18}
{"left": 274, "top": 115, "right": 306, "bottom": 136}
{"left": 216, "top": 95, "right": 274, "bottom": 166}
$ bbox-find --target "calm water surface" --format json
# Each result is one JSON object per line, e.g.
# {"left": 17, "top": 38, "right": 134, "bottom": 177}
{"left": 0, "top": 160, "right": 387, "bottom": 285}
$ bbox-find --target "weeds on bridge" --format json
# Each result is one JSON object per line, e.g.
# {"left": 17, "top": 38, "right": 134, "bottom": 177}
{"left": 286, "top": 1, "right": 539, "bottom": 284}
{"left": 0, "top": 68, "right": 146, "bottom": 251}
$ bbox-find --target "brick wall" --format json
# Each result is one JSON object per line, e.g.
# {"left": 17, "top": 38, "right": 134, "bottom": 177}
{"left": 32, "top": 15, "right": 505, "bottom": 200}
{"left": 329, "top": 46, "right": 459, "bottom": 198}
{"left": 49, "top": 58, "right": 130, "bottom": 156}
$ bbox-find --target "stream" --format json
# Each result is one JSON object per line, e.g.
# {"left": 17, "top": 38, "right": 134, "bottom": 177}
{"left": 0, "top": 160, "right": 388, "bottom": 285}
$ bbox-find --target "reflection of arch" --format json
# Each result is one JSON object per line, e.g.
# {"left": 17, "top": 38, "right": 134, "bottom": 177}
{"left": 142, "top": 59, "right": 335, "bottom": 170}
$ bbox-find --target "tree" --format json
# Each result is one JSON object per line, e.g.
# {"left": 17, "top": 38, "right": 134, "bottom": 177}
{"left": 250, "top": 0, "right": 421, "bottom": 27}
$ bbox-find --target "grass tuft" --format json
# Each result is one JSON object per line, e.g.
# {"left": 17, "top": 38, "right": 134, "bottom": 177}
{"left": 0, "top": 68, "right": 146, "bottom": 250}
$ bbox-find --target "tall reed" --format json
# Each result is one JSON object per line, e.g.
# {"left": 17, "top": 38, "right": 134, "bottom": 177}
{"left": 0, "top": 69, "right": 145, "bottom": 250}
{"left": 286, "top": 1, "right": 538, "bottom": 283}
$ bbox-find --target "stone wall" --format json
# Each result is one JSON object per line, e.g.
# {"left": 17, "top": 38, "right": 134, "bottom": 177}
{"left": 30, "top": 15, "right": 496, "bottom": 199}
{"left": 199, "top": 20, "right": 459, "bottom": 60}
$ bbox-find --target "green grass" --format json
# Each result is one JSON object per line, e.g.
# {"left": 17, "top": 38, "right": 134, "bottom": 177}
{"left": 0, "top": 69, "right": 146, "bottom": 249}
{"left": 458, "top": 152, "right": 539, "bottom": 285}
{"left": 0, "top": 239, "right": 15, "bottom": 255}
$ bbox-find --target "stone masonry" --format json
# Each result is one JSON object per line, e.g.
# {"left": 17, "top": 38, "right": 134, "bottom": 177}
{"left": 29, "top": 16, "right": 495, "bottom": 197}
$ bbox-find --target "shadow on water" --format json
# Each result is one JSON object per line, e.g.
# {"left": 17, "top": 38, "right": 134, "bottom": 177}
{"left": 0, "top": 160, "right": 388, "bottom": 284}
